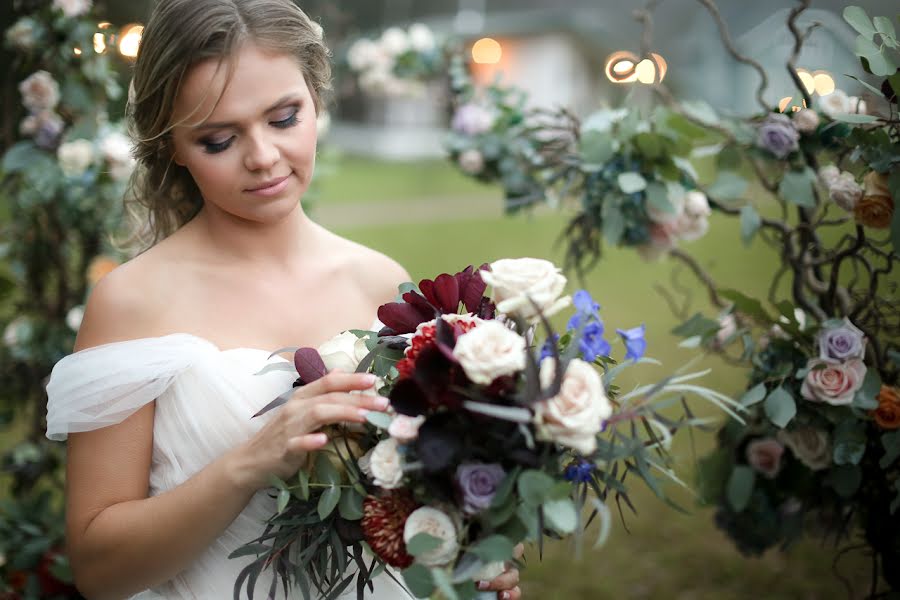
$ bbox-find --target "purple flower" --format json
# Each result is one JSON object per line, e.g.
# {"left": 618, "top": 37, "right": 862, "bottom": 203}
{"left": 455, "top": 463, "right": 506, "bottom": 515}
{"left": 818, "top": 318, "right": 866, "bottom": 361}
{"left": 756, "top": 113, "right": 799, "bottom": 159}
{"left": 579, "top": 321, "right": 610, "bottom": 362}
{"left": 573, "top": 290, "right": 600, "bottom": 315}
{"left": 616, "top": 324, "right": 647, "bottom": 361}
{"left": 539, "top": 334, "right": 560, "bottom": 362}
{"left": 563, "top": 459, "right": 594, "bottom": 483}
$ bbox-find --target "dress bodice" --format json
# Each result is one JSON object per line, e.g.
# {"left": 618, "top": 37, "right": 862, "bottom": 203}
{"left": 46, "top": 331, "right": 406, "bottom": 599}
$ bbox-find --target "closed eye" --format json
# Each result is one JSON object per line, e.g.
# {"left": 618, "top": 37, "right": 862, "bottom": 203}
{"left": 271, "top": 107, "right": 299, "bottom": 129}
{"left": 201, "top": 136, "right": 234, "bottom": 154}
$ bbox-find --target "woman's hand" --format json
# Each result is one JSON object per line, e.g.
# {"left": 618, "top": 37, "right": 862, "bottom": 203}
{"left": 231, "top": 370, "right": 388, "bottom": 491}
{"left": 477, "top": 543, "right": 524, "bottom": 599}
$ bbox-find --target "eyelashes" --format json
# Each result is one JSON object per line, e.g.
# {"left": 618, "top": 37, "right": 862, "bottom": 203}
{"left": 200, "top": 107, "right": 300, "bottom": 155}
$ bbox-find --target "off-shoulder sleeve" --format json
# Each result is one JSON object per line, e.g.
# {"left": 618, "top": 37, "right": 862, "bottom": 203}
{"left": 45, "top": 334, "right": 214, "bottom": 441}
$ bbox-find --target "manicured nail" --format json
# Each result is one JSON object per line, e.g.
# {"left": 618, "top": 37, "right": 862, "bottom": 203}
{"left": 500, "top": 592, "right": 510, "bottom": 600}
{"left": 363, "top": 374, "right": 377, "bottom": 385}
{"left": 477, "top": 581, "right": 489, "bottom": 590}
{"left": 358, "top": 408, "right": 372, "bottom": 419}
{"left": 374, "top": 396, "right": 389, "bottom": 409}
{"left": 311, "top": 433, "right": 328, "bottom": 445}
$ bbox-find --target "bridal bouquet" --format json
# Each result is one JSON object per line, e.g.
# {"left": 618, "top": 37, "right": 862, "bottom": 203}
{"left": 233, "top": 258, "right": 737, "bottom": 600}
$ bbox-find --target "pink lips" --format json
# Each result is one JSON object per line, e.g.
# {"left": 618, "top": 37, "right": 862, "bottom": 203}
{"left": 245, "top": 174, "right": 291, "bottom": 197}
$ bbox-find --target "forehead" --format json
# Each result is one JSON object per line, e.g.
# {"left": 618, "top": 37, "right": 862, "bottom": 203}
{"left": 172, "top": 42, "right": 309, "bottom": 127}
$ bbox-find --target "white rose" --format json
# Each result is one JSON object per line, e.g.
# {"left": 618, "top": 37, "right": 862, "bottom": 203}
{"left": 380, "top": 27, "right": 409, "bottom": 57}
{"left": 65, "top": 305, "right": 84, "bottom": 332}
{"left": 776, "top": 427, "right": 831, "bottom": 471}
{"left": 848, "top": 96, "right": 866, "bottom": 115}
{"left": 6, "top": 18, "right": 37, "bottom": 50}
{"left": 357, "top": 448, "right": 373, "bottom": 477}
{"left": 19, "top": 71, "right": 60, "bottom": 113}
{"left": 388, "top": 414, "right": 425, "bottom": 443}
{"left": 818, "top": 89, "right": 850, "bottom": 119}
{"left": 458, "top": 149, "right": 484, "bottom": 175}
{"left": 646, "top": 191, "right": 684, "bottom": 225}
{"left": 52, "top": 0, "right": 92, "bottom": 17}
{"left": 317, "top": 331, "right": 370, "bottom": 373}
{"left": 368, "top": 438, "right": 404, "bottom": 489}
{"left": 408, "top": 23, "right": 435, "bottom": 52}
{"left": 453, "top": 320, "right": 526, "bottom": 385}
{"left": 533, "top": 358, "right": 611, "bottom": 455}
{"left": 828, "top": 173, "right": 862, "bottom": 211}
{"left": 818, "top": 165, "right": 840, "bottom": 188}
{"left": 684, "top": 190, "right": 711, "bottom": 218}
{"left": 714, "top": 313, "right": 737, "bottom": 347}
{"left": 57, "top": 139, "right": 94, "bottom": 177}
{"left": 793, "top": 109, "right": 820, "bottom": 134}
{"left": 480, "top": 258, "right": 570, "bottom": 321}
{"left": 675, "top": 214, "right": 709, "bottom": 242}
{"left": 403, "top": 506, "right": 460, "bottom": 567}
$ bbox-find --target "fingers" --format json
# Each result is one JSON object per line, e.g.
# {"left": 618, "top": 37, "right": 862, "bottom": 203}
{"left": 286, "top": 433, "right": 329, "bottom": 453}
{"left": 512, "top": 543, "right": 525, "bottom": 560}
{"left": 478, "top": 568, "right": 519, "bottom": 593}
{"left": 298, "top": 371, "right": 378, "bottom": 397}
{"left": 498, "top": 586, "right": 521, "bottom": 600}
{"left": 300, "top": 403, "right": 371, "bottom": 430}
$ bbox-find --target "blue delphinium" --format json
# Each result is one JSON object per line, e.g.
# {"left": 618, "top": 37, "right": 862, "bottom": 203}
{"left": 567, "top": 290, "right": 610, "bottom": 362}
{"left": 563, "top": 459, "right": 595, "bottom": 483}
{"left": 616, "top": 324, "right": 647, "bottom": 361}
{"left": 580, "top": 321, "right": 611, "bottom": 363}
{"left": 539, "top": 334, "right": 560, "bottom": 362}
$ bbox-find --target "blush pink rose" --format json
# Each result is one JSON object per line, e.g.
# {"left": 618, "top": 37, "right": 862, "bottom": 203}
{"left": 745, "top": 438, "right": 784, "bottom": 479}
{"left": 800, "top": 358, "right": 867, "bottom": 406}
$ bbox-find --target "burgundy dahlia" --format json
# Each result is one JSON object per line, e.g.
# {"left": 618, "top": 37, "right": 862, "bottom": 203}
{"left": 361, "top": 491, "right": 420, "bottom": 568}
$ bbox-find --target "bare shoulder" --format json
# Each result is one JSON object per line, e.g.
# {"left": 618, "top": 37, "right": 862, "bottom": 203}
{"left": 318, "top": 228, "right": 412, "bottom": 304}
{"left": 73, "top": 246, "right": 174, "bottom": 352}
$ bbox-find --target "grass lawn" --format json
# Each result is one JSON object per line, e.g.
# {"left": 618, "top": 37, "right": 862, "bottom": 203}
{"left": 332, "top": 183, "right": 875, "bottom": 598}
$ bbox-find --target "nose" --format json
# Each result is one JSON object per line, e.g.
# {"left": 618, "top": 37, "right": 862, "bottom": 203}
{"left": 243, "top": 128, "right": 280, "bottom": 172}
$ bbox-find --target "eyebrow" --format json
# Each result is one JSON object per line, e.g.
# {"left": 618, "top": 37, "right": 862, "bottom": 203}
{"left": 192, "top": 94, "right": 303, "bottom": 131}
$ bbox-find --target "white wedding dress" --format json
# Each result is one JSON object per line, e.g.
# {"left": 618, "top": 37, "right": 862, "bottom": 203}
{"left": 45, "top": 330, "right": 409, "bottom": 600}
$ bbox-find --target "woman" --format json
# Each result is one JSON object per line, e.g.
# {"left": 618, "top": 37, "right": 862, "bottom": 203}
{"left": 45, "top": 1, "right": 522, "bottom": 598}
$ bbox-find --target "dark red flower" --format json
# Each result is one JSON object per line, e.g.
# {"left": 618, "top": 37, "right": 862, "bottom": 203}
{"left": 377, "top": 265, "right": 493, "bottom": 335}
{"left": 361, "top": 491, "right": 420, "bottom": 568}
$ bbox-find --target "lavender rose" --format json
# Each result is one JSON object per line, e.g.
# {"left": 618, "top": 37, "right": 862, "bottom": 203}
{"left": 455, "top": 463, "right": 506, "bottom": 515}
{"left": 818, "top": 318, "right": 866, "bottom": 361}
{"left": 745, "top": 438, "right": 784, "bottom": 479}
{"left": 756, "top": 113, "right": 799, "bottom": 159}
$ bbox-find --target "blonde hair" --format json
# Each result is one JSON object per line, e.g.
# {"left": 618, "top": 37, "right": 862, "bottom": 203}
{"left": 122, "top": 0, "right": 331, "bottom": 251}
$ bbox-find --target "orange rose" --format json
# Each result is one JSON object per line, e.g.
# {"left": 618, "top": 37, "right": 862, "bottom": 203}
{"left": 873, "top": 385, "right": 900, "bottom": 430}
{"left": 87, "top": 256, "right": 119, "bottom": 286}
{"left": 863, "top": 170, "right": 890, "bottom": 197}
{"left": 854, "top": 193, "right": 894, "bottom": 229}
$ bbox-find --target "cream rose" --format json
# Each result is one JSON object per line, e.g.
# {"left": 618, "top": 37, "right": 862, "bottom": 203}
{"left": 453, "top": 319, "right": 526, "bottom": 385}
{"left": 57, "top": 139, "right": 94, "bottom": 177}
{"left": 800, "top": 358, "right": 867, "bottom": 406}
{"left": 828, "top": 172, "right": 862, "bottom": 211}
{"left": 675, "top": 213, "right": 710, "bottom": 242}
{"left": 402, "top": 506, "right": 460, "bottom": 567}
{"left": 388, "top": 414, "right": 425, "bottom": 443}
{"left": 52, "top": 0, "right": 92, "bottom": 17}
{"left": 818, "top": 165, "right": 840, "bottom": 188}
{"left": 777, "top": 426, "right": 831, "bottom": 470}
{"left": 368, "top": 438, "right": 404, "bottom": 489}
{"left": 533, "top": 358, "right": 611, "bottom": 455}
{"left": 646, "top": 192, "right": 684, "bottom": 225}
{"left": 684, "top": 190, "right": 711, "bottom": 218}
{"left": 793, "top": 109, "right": 820, "bottom": 134}
{"left": 380, "top": 27, "right": 409, "bottom": 56}
{"left": 19, "top": 71, "right": 60, "bottom": 113}
{"left": 818, "top": 89, "right": 851, "bottom": 119}
{"left": 317, "top": 331, "right": 370, "bottom": 373}
{"left": 458, "top": 149, "right": 485, "bottom": 175}
{"left": 6, "top": 18, "right": 37, "bottom": 50}
{"left": 480, "top": 258, "right": 570, "bottom": 321}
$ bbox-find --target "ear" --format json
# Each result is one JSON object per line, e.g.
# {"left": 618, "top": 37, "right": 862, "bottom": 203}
{"left": 172, "top": 150, "right": 184, "bottom": 167}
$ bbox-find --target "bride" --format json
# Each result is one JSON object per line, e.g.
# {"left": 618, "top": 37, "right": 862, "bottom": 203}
{"left": 44, "top": 0, "right": 522, "bottom": 598}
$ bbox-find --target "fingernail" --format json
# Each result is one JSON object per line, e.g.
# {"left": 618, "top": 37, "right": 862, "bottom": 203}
{"left": 358, "top": 408, "right": 371, "bottom": 419}
{"left": 312, "top": 433, "right": 328, "bottom": 444}
{"left": 363, "top": 374, "right": 377, "bottom": 385}
{"left": 477, "top": 581, "right": 489, "bottom": 591}
{"left": 500, "top": 592, "right": 510, "bottom": 600}
{"left": 375, "top": 396, "right": 389, "bottom": 409}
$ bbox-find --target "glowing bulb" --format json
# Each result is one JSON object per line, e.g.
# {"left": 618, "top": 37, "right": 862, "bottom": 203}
{"left": 778, "top": 97, "right": 793, "bottom": 112}
{"left": 471, "top": 38, "right": 501, "bottom": 64}
{"left": 118, "top": 24, "right": 143, "bottom": 59}
{"left": 651, "top": 53, "right": 667, "bottom": 82}
{"left": 93, "top": 33, "right": 106, "bottom": 54}
{"left": 605, "top": 51, "right": 638, "bottom": 83}
{"left": 73, "top": 47, "right": 82, "bottom": 56}
{"left": 635, "top": 59, "right": 657, "bottom": 83}
{"left": 796, "top": 69, "right": 815, "bottom": 94}
{"left": 813, "top": 72, "right": 835, "bottom": 96}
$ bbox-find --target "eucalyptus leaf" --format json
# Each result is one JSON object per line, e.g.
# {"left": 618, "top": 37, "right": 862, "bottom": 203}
{"left": 617, "top": 172, "right": 647, "bottom": 194}
{"left": 830, "top": 113, "right": 880, "bottom": 124}
{"left": 779, "top": 168, "right": 817, "bottom": 208}
{"left": 338, "top": 489, "right": 364, "bottom": 520}
{"left": 406, "top": 533, "right": 443, "bottom": 557}
{"left": 764, "top": 386, "right": 796, "bottom": 428}
{"left": 542, "top": 498, "right": 578, "bottom": 534}
{"left": 580, "top": 130, "right": 615, "bottom": 167}
{"left": 739, "top": 383, "right": 767, "bottom": 407}
{"left": 881, "top": 431, "right": 900, "bottom": 469}
{"left": 469, "top": 535, "right": 515, "bottom": 563}
{"left": 601, "top": 200, "right": 625, "bottom": 246}
{"left": 365, "top": 411, "right": 393, "bottom": 429}
{"left": 645, "top": 182, "right": 674, "bottom": 215}
{"left": 314, "top": 452, "right": 341, "bottom": 486}
{"left": 672, "top": 313, "right": 721, "bottom": 339}
{"left": 726, "top": 465, "right": 755, "bottom": 512}
{"left": 843, "top": 6, "right": 876, "bottom": 39}
{"left": 296, "top": 468, "right": 310, "bottom": 501}
{"left": 277, "top": 488, "right": 290, "bottom": 514}
{"left": 431, "top": 568, "right": 459, "bottom": 600}
{"left": 402, "top": 564, "right": 435, "bottom": 598}
{"left": 874, "top": 16, "right": 897, "bottom": 40}
{"left": 317, "top": 486, "right": 341, "bottom": 520}
{"left": 707, "top": 171, "right": 747, "bottom": 201}
{"left": 740, "top": 205, "right": 761, "bottom": 245}
{"left": 517, "top": 470, "right": 556, "bottom": 506}
{"left": 853, "top": 369, "right": 882, "bottom": 409}
{"left": 833, "top": 420, "right": 867, "bottom": 465}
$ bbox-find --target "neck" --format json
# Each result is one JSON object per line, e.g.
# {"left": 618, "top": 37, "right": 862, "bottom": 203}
{"left": 189, "top": 202, "right": 319, "bottom": 270}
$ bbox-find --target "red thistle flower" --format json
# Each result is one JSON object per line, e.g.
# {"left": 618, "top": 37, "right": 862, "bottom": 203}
{"left": 361, "top": 491, "right": 420, "bottom": 568}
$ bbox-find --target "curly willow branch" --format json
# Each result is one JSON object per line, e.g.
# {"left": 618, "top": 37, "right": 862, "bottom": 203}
{"left": 695, "top": 0, "right": 771, "bottom": 112}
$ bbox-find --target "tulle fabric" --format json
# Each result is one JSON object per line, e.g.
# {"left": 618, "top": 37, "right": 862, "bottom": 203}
{"left": 45, "top": 328, "right": 407, "bottom": 599}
